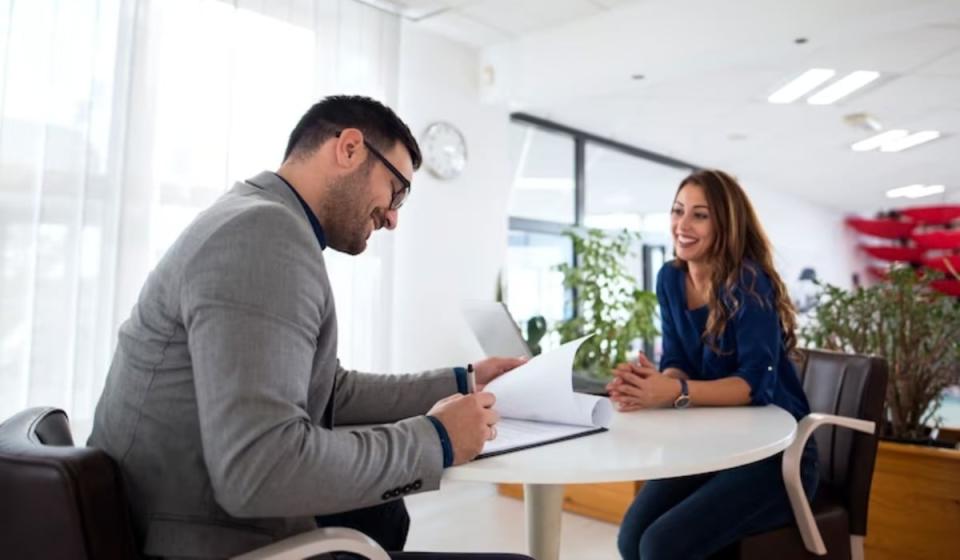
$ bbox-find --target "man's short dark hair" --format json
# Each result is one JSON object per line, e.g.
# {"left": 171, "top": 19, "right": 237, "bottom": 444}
{"left": 284, "top": 95, "right": 422, "bottom": 170}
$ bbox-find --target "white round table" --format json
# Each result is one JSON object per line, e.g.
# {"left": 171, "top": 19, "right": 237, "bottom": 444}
{"left": 444, "top": 405, "right": 797, "bottom": 560}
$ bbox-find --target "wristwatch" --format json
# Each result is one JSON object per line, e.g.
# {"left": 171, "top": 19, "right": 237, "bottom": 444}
{"left": 673, "top": 378, "right": 691, "bottom": 409}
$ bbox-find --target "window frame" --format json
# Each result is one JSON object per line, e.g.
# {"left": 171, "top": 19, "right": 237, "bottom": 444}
{"left": 508, "top": 113, "right": 702, "bottom": 357}
{"left": 509, "top": 112, "right": 701, "bottom": 292}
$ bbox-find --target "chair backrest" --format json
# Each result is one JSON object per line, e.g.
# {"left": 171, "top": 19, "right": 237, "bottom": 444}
{"left": 0, "top": 407, "right": 141, "bottom": 560}
{"left": 791, "top": 348, "right": 889, "bottom": 536}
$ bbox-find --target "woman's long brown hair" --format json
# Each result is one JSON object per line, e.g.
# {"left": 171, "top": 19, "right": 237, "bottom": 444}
{"left": 673, "top": 169, "right": 797, "bottom": 355}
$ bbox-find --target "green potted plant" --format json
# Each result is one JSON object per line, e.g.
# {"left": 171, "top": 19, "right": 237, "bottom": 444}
{"left": 523, "top": 315, "right": 547, "bottom": 356}
{"left": 800, "top": 266, "right": 960, "bottom": 442}
{"left": 800, "top": 265, "right": 960, "bottom": 559}
{"left": 554, "top": 228, "right": 659, "bottom": 382}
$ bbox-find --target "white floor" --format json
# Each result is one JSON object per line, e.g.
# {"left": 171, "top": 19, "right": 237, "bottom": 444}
{"left": 405, "top": 481, "right": 621, "bottom": 560}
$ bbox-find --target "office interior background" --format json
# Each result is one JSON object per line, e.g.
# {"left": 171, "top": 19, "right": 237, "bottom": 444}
{"left": 1, "top": 0, "right": 959, "bottom": 558}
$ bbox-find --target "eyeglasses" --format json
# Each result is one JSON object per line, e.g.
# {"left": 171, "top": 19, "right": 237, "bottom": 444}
{"left": 336, "top": 131, "right": 411, "bottom": 210}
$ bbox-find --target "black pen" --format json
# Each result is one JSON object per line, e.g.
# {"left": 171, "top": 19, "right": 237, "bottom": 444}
{"left": 467, "top": 363, "right": 477, "bottom": 393}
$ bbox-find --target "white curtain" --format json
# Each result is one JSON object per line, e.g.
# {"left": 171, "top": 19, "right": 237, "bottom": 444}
{"left": 0, "top": 0, "right": 400, "bottom": 439}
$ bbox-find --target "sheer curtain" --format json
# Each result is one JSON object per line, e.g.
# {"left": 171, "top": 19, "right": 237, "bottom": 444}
{"left": 0, "top": 0, "right": 400, "bottom": 439}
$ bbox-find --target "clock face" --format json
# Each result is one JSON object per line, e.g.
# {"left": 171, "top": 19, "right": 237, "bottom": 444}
{"left": 422, "top": 121, "right": 467, "bottom": 180}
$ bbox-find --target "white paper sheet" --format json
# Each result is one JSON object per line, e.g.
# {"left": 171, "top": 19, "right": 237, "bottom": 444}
{"left": 479, "top": 335, "right": 613, "bottom": 458}
{"left": 480, "top": 418, "right": 603, "bottom": 456}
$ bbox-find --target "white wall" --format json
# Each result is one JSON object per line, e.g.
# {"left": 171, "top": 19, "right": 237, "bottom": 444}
{"left": 748, "top": 186, "right": 863, "bottom": 290}
{"left": 391, "top": 25, "right": 513, "bottom": 371}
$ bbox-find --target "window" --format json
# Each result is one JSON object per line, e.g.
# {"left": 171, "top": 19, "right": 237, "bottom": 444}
{"left": 0, "top": 0, "right": 400, "bottom": 435}
{"left": 506, "top": 114, "right": 697, "bottom": 357}
{"left": 505, "top": 230, "right": 572, "bottom": 350}
{"left": 583, "top": 142, "right": 691, "bottom": 357}
{"left": 584, "top": 142, "right": 689, "bottom": 248}
{"left": 508, "top": 124, "right": 576, "bottom": 224}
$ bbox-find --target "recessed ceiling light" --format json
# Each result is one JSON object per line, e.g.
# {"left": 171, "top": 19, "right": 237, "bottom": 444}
{"left": 807, "top": 70, "right": 880, "bottom": 105}
{"left": 768, "top": 68, "right": 835, "bottom": 104}
{"left": 879, "top": 130, "right": 942, "bottom": 152}
{"left": 843, "top": 112, "right": 883, "bottom": 131}
{"left": 851, "top": 129, "right": 909, "bottom": 151}
{"left": 886, "top": 184, "right": 946, "bottom": 199}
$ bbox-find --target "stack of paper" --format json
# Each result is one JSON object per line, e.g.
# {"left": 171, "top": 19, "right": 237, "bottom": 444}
{"left": 480, "top": 335, "right": 613, "bottom": 458}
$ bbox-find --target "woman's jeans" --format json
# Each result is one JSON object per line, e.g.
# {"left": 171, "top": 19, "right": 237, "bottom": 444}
{"left": 617, "top": 442, "right": 819, "bottom": 560}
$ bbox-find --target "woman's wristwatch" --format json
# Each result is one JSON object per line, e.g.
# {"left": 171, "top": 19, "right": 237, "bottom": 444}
{"left": 673, "top": 378, "right": 691, "bottom": 409}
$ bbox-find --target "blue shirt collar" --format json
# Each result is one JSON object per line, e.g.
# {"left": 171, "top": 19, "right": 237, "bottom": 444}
{"left": 272, "top": 172, "right": 327, "bottom": 250}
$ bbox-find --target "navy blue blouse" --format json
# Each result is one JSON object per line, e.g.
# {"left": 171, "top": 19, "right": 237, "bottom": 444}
{"left": 656, "top": 261, "right": 810, "bottom": 420}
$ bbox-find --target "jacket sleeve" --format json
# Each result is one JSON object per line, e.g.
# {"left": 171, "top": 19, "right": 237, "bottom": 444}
{"left": 332, "top": 365, "right": 460, "bottom": 425}
{"left": 181, "top": 205, "right": 443, "bottom": 518}
{"left": 657, "top": 266, "right": 696, "bottom": 376}
{"left": 731, "top": 271, "right": 781, "bottom": 406}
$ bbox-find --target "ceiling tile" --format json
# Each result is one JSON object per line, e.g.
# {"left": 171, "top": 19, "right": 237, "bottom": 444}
{"left": 377, "top": 0, "right": 476, "bottom": 19}
{"left": 917, "top": 46, "right": 960, "bottom": 77}
{"left": 414, "top": 10, "right": 513, "bottom": 47}
{"left": 460, "top": 0, "right": 602, "bottom": 36}
{"left": 856, "top": 74, "right": 960, "bottom": 122}
{"left": 804, "top": 25, "right": 960, "bottom": 74}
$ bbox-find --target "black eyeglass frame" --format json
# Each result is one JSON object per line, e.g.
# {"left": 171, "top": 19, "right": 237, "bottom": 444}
{"left": 335, "top": 130, "right": 411, "bottom": 210}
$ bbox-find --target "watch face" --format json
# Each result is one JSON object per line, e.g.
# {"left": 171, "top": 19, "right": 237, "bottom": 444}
{"left": 674, "top": 395, "right": 691, "bottom": 409}
{"left": 422, "top": 121, "right": 467, "bottom": 180}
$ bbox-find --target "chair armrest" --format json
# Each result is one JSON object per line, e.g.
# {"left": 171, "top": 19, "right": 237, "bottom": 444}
{"left": 782, "top": 412, "right": 875, "bottom": 556}
{"left": 231, "top": 527, "right": 390, "bottom": 560}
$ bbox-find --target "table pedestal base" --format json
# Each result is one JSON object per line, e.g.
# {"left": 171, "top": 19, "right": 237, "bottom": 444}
{"left": 523, "top": 483, "right": 564, "bottom": 560}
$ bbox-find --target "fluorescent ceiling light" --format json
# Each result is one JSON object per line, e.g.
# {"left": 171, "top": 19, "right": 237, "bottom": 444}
{"left": 850, "top": 129, "right": 909, "bottom": 151}
{"left": 879, "top": 130, "right": 942, "bottom": 152}
{"left": 768, "top": 68, "right": 836, "bottom": 104}
{"left": 886, "top": 184, "right": 946, "bottom": 199}
{"left": 886, "top": 184, "right": 924, "bottom": 198}
{"left": 807, "top": 70, "right": 880, "bottom": 105}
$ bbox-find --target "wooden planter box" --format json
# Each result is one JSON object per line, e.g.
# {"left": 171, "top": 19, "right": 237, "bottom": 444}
{"left": 498, "top": 436, "right": 960, "bottom": 559}
{"left": 498, "top": 481, "right": 642, "bottom": 524}
{"left": 864, "top": 439, "right": 960, "bottom": 560}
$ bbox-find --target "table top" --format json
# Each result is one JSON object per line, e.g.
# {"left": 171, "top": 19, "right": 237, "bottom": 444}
{"left": 443, "top": 405, "right": 797, "bottom": 484}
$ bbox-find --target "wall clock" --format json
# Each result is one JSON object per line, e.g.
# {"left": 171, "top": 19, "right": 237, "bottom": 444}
{"left": 421, "top": 121, "right": 467, "bottom": 180}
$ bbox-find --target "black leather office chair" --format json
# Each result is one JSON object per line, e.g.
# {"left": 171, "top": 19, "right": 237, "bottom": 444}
{"left": 720, "top": 348, "right": 889, "bottom": 560}
{"left": 0, "top": 407, "right": 144, "bottom": 559}
{"left": 0, "top": 407, "right": 533, "bottom": 560}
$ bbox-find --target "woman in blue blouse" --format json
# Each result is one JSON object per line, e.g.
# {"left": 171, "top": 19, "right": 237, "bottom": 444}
{"left": 609, "top": 169, "right": 818, "bottom": 560}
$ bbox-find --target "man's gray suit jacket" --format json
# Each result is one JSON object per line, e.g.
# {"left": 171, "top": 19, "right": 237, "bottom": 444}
{"left": 88, "top": 171, "right": 458, "bottom": 559}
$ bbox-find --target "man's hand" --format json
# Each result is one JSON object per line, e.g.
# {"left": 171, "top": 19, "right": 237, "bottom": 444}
{"left": 607, "top": 352, "right": 680, "bottom": 411}
{"left": 473, "top": 356, "right": 527, "bottom": 390}
{"left": 427, "top": 392, "right": 500, "bottom": 465}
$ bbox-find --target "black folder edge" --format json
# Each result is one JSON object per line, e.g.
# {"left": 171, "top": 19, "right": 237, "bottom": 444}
{"left": 475, "top": 426, "right": 608, "bottom": 460}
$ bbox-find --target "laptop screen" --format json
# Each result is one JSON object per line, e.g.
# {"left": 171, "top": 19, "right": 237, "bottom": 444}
{"left": 461, "top": 301, "right": 533, "bottom": 359}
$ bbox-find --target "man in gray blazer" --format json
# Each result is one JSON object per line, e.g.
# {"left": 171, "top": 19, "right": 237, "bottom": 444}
{"left": 89, "top": 96, "right": 528, "bottom": 560}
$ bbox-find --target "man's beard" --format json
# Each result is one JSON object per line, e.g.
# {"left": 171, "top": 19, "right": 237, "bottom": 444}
{"left": 325, "top": 164, "right": 378, "bottom": 255}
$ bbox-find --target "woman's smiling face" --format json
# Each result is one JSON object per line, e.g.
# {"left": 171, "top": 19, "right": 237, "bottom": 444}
{"left": 671, "top": 183, "right": 714, "bottom": 263}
